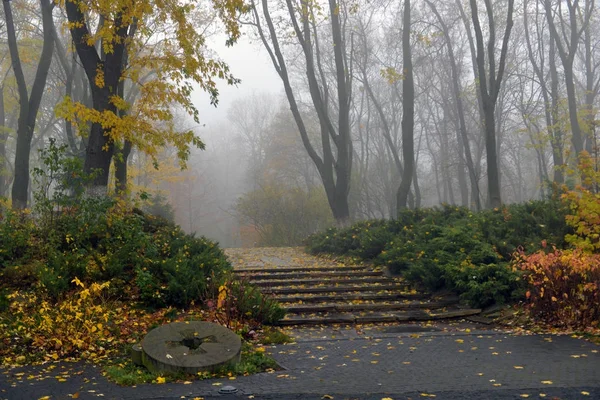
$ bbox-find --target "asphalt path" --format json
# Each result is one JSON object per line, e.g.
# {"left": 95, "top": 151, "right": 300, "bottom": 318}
{"left": 2, "top": 323, "right": 599, "bottom": 400}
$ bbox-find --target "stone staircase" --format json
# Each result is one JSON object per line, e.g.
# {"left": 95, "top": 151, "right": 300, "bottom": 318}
{"left": 233, "top": 262, "right": 481, "bottom": 326}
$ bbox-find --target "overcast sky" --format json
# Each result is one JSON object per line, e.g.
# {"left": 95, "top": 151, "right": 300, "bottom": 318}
{"left": 193, "top": 32, "right": 283, "bottom": 127}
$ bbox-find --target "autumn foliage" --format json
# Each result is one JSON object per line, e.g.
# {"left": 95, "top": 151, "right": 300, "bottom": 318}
{"left": 515, "top": 246, "right": 600, "bottom": 329}
{"left": 514, "top": 152, "right": 600, "bottom": 329}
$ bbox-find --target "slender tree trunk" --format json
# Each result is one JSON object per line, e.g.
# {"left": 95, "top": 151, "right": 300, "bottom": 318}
{"left": 469, "top": 0, "right": 514, "bottom": 209}
{"left": 5, "top": 0, "right": 55, "bottom": 209}
{"left": 252, "top": 0, "right": 352, "bottom": 226}
{"left": 0, "top": 85, "right": 6, "bottom": 198}
{"left": 428, "top": 0, "right": 481, "bottom": 210}
{"left": 396, "top": 0, "right": 414, "bottom": 210}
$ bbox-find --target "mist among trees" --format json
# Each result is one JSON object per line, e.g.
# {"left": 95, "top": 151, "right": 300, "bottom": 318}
{"left": 1, "top": 0, "right": 598, "bottom": 247}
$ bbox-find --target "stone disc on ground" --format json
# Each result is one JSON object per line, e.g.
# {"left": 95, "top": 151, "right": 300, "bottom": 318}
{"left": 140, "top": 321, "right": 242, "bottom": 374}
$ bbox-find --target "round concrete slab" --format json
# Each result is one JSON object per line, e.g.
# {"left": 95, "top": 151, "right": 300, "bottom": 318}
{"left": 140, "top": 321, "right": 242, "bottom": 374}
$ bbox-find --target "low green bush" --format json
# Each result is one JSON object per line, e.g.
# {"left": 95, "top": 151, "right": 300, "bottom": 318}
{"left": 305, "top": 202, "right": 567, "bottom": 308}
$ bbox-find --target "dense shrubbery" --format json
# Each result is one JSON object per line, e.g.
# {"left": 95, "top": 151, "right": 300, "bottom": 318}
{"left": 306, "top": 201, "right": 569, "bottom": 308}
{"left": 516, "top": 246, "right": 600, "bottom": 329}
{"left": 0, "top": 142, "right": 285, "bottom": 365}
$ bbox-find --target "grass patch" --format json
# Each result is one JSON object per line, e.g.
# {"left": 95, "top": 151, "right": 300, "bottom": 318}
{"left": 259, "top": 327, "right": 294, "bottom": 345}
{"left": 104, "top": 342, "right": 280, "bottom": 386}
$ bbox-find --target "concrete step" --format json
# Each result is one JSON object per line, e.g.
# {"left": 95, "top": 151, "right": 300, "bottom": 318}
{"left": 237, "top": 270, "right": 384, "bottom": 280}
{"left": 234, "top": 265, "right": 370, "bottom": 274}
{"left": 251, "top": 277, "right": 396, "bottom": 287}
{"left": 274, "top": 292, "right": 429, "bottom": 303}
{"left": 283, "top": 298, "right": 459, "bottom": 313}
{"left": 263, "top": 284, "right": 410, "bottom": 295}
{"left": 276, "top": 308, "right": 482, "bottom": 326}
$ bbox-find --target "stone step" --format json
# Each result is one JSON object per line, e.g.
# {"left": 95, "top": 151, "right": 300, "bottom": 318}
{"left": 275, "top": 308, "right": 482, "bottom": 326}
{"left": 251, "top": 277, "right": 396, "bottom": 287}
{"left": 263, "top": 284, "right": 410, "bottom": 295}
{"left": 283, "top": 298, "right": 459, "bottom": 313}
{"left": 274, "top": 292, "right": 429, "bottom": 303}
{"left": 236, "top": 270, "right": 384, "bottom": 280}
{"left": 234, "top": 265, "right": 370, "bottom": 274}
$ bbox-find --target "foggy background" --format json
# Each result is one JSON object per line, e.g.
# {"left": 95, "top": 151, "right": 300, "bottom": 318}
{"left": 1, "top": 0, "right": 598, "bottom": 248}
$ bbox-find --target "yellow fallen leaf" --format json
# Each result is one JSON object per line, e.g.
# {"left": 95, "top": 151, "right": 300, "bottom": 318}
{"left": 541, "top": 380, "right": 553, "bottom": 385}
{"left": 71, "top": 394, "right": 80, "bottom": 399}
{"left": 321, "top": 395, "right": 334, "bottom": 399}
{"left": 493, "top": 383, "right": 502, "bottom": 387}
{"left": 581, "top": 392, "right": 590, "bottom": 396}
{"left": 514, "top": 366, "right": 524, "bottom": 369}
{"left": 156, "top": 376, "right": 166, "bottom": 384}
{"left": 539, "top": 394, "right": 546, "bottom": 398}
{"left": 382, "top": 398, "right": 394, "bottom": 400}
{"left": 38, "top": 397, "right": 51, "bottom": 400}
{"left": 212, "top": 382, "right": 223, "bottom": 386}
{"left": 455, "top": 339, "right": 464, "bottom": 343}
{"left": 520, "top": 395, "right": 530, "bottom": 398}
{"left": 183, "top": 381, "right": 192, "bottom": 385}
{"left": 371, "top": 360, "right": 379, "bottom": 364}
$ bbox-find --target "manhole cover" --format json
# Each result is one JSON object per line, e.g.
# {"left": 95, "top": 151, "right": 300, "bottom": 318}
{"left": 219, "top": 385, "right": 238, "bottom": 394}
{"left": 139, "top": 321, "right": 242, "bottom": 374}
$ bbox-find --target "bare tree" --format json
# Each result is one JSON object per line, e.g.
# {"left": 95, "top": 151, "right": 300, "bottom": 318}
{"left": 3, "top": 0, "right": 55, "bottom": 208}
{"left": 543, "top": 0, "right": 594, "bottom": 157}
{"left": 469, "top": 0, "right": 515, "bottom": 208}
{"left": 251, "top": 0, "right": 353, "bottom": 226}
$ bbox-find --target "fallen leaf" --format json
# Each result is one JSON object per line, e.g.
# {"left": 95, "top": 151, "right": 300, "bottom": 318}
{"left": 581, "top": 392, "right": 590, "bottom": 396}
{"left": 541, "top": 380, "right": 553, "bottom": 385}
{"left": 514, "top": 366, "right": 524, "bottom": 369}
{"left": 520, "top": 395, "right": 530, "bottom": 398}
{"left": 212, "top": 382, "right": 223, "bottom": 386}
{"left": 321, "top": 395, "right": 334, "bottom": 399}
{"left": 156, "top": 376, "right": 166, "bottom": 384}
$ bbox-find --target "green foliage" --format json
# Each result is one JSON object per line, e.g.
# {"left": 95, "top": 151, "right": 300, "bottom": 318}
{"left": 259, "top": 327, "right": 293, "bottom": 345}
{"left": 306, "top": 202, "right": 567, "bottom": 308}
{"left": 140, "top": 192, "right": 175, "bottom": 223}
{"left": 562, "top": 151, "right": 600, "bottom": 252}
{"left": 0, "top": 208, "right": 37, "bottom": 268}
{"left": 217, "top": 279, "right": 286, "bottom": 326}
{"left": 236, "top": 184, "right": 334, "bottom": 246}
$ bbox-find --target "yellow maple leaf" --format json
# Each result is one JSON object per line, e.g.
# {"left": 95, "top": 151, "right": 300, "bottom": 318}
{"left": 156, "top": 376, "right": 166, "bottom": 384}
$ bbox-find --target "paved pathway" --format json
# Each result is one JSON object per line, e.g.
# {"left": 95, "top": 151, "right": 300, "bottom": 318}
{"left": 1, "top": 248, "right": 599, "bottom": 399}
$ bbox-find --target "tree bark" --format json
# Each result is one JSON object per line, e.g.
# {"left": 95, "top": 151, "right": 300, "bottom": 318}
{"left": 0, "top": 85, "right": 6, "bottom": 198}
{"left": 4, "top": 0, "right": 55, "bottom": 209}
{"left": 427, "top": 0, "right": 481, "bottom": 210}
{"left": 542, "top": 0, "right": 594, "bottom": 156}
{"left": 469, "top": 0, "right": 514, "bottom": 209}
{"left": 252, "top": 0, "right": 352, "bottom": 225}
{"left": 65, "top": 0, "right": 130, "bottom": 195}
{"left": 396, "top": 0, "right": 414, "bottom": 210}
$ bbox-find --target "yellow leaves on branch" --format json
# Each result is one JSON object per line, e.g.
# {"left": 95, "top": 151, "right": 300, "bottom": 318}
{"left": 56, "top": 0, "right": 246, "bottom": 169}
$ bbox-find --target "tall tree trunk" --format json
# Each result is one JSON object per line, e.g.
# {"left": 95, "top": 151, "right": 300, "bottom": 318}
{"left": 543, "top": 0, "right": 594, "bottom": 157}
{"left": 5, "top": 0, "right": 55, "bottom": 209}
{"left": 428, "top": 0, "right": 481, "bottom": 210}
{"left": 470, "top": 0, "right": 514, "bottom": 209}
{"left": 396, "top": 0, "right": 414, "bottom": 210}
{"left": 252, "top": 0, "right": 353, "bottom": 226}
{"left": 66, "top": 0, "right": 129, "bottom": 196}
{"left": 0, "top": 85, "right": 6, "bottom": 198}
